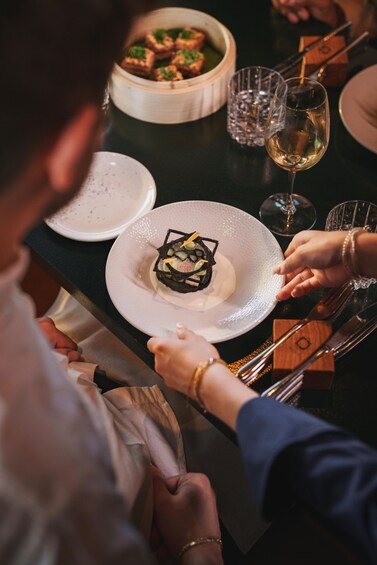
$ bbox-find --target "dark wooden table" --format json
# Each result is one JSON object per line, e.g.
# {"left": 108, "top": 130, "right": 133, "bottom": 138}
{"left": 26, "top": 1, "right": 377, "bottom": 562}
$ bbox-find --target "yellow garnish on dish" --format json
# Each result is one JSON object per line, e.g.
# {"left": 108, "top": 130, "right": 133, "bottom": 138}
{"left": 180, "top": 231, "right": 200, "bottom": 248}
{"left": 194, "top": 259, "right": 208, "bottom": 271}
{"left": 163, "top": 257, "right": 175, "bottom": 264}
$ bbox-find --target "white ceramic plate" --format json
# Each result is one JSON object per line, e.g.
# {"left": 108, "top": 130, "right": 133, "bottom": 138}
{"left": 105, "top": 201, "right": 284, "bottom": 343}
{"left": 339, "top": 64, "right": 377, "bottom": 154}
{"left": 45, "top": 151, "right": 156, "bottom": 241}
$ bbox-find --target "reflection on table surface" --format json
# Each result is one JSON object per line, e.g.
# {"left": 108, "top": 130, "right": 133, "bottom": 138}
{"left": 26, "top": 1, "right": 377, "bottom": 562}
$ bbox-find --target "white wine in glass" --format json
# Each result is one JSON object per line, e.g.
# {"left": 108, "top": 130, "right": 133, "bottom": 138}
{"left": 260, "top": 77, "right": 330, "bottom": 236}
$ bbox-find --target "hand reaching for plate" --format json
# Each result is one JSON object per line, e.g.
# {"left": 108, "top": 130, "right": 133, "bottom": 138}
{"left": 273, "top": 230, "right": 353, "bottom": 300}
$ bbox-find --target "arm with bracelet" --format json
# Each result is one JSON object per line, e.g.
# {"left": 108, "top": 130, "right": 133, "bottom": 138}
{"left": 273, "top": 229, "right": 377, "bottom": 300}
{"left": 148, "top": 313, "right": 377, "bottom": 562}
{"left": 152, "top": 466, "right": 223, "bottom": 564}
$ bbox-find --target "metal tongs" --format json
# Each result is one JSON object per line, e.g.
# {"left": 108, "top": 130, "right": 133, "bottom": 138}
{"left": 273, "top": 20, "right": 352, "bottom": 77}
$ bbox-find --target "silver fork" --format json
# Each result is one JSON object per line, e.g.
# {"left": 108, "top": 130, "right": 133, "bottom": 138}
{"left": 277, "top": 320, "right": 377, "bottom": 403}
{"left": 238, "top": 282, "right": 353, "bottom": 385}
{"left": 263, "top": 302, "right": 377, "bottom": 403}
{"left": 273, "top": 20, "right": 352, "bottom": 77}
{"left": 309, "top": 31, "right": 369, "bottom": 83}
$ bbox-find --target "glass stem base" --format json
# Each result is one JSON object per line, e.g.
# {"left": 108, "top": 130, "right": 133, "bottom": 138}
{"left": 259, "top": 193, "right": 316, "bottom": 236}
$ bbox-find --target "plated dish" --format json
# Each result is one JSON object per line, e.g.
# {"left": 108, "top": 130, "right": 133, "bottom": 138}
{"left": 154, "top": 229, "right": 219, "bottom": 293}
{"left": 105, "top": 201, "right": 284, "bottom": 343}
{"left": 45, "top": 152, "right": 156, "bottom": 242}
{"left": 339, "top": 64, "right": 377, "bottom": 154}
{"left": 119, "top": 26, "right": 222, "bottom": 81}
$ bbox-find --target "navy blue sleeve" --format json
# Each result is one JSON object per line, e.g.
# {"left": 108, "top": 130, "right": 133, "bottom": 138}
{"left": 236, "top": 397, "right": 377, "bottom": 564}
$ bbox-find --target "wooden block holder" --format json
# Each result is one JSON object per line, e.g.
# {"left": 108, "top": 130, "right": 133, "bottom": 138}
{"left": 272, "top": 320, "right": 335, "bottom": 390}
{"left": 299, "top": 35, "right": 349, "bottom": 87}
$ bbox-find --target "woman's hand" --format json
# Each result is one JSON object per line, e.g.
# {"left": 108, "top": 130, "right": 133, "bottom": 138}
{"left": 152, "top": 467, "right": 222, "bottom": 564}
{"left": 149, "top": 325, "right": 257, "bottom": 429}
{"left": 37, "top": 316, "right": 81, "bottom": 361}
{"left": 272, "top": 0, "right": 339, "bottom": 26}
{"left": 274, "top": 230, "right": 351, "bottom": 300}
{"left": 147, "top": 324, "right": 219, "bottom": 397}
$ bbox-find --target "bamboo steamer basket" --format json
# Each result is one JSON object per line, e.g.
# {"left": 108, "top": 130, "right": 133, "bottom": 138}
{"left": 109, "top": 7, "right": 236, "bottom": 124}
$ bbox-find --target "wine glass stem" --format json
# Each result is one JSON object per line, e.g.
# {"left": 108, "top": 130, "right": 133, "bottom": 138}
{"left": 281, "top": 171, "right": 297, "bottom": 216}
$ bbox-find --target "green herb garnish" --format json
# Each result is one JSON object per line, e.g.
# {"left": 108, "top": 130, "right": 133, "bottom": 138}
{"left": 178, "top": 49, "right": 201, "bottom": 66}
{"left": 160, "top": 67, "right": 176, "bottom": 81}
{"left": 128, "top": 46, "right": 146, "bottom": 60}
{"left": 180, "top": 29, "right": 195, "bottom": 40}
{"left": 153, "top": 28, "right": 166, "bottom": 43}
{"left": 166, "top": 28, "right": 181, "bottom": 40}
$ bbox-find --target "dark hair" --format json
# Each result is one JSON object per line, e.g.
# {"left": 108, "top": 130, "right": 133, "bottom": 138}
{"left": 0, "top": 0, "right": 153, "bottom": 189}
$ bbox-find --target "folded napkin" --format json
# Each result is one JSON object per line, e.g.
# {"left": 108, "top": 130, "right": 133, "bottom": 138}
{"left": 65, "top": 359, "right": 185, "bottom": 540}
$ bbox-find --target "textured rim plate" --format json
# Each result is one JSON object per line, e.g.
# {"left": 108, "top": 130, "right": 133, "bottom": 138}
{"left": 45, "top": 151, "right": 157, "bottom": 241}
{"left": 339, "top": 65, "right": 377, "bottom": 154}
{"left": 105, "top": 200, "right": 284, "bottom": 343}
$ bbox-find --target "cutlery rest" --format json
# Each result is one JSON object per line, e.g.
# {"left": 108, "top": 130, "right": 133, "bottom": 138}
{"left": 272, "top": 319, "right": 335, "bottom": 390}
{"left": 299, "top": 35, "right": 348, "bottom": 86}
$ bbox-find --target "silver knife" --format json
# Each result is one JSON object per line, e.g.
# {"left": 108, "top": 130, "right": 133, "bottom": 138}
{"left": 237, "top": 282, "right": 353, "bottom": 383}
{"left": 257, "top": 301, "right": 377, "bottom": 398}
{"left": 273, "top": 20, "right": 352, "bottom": 77}
{"left": 309, "top": 31, "right": 369, "bottom": 82}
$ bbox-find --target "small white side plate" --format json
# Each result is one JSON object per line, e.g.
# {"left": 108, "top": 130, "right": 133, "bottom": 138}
{"left": 105, "top": 200, "right": 284, "bottom": 343}
{"left": 339, "top": 64, "right": 377, "bottom": 154}
{"left": 45, "top": 151, "right": 156, "bottom": 241}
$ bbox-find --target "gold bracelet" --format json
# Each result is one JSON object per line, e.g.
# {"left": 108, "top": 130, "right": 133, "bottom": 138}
{"left": 187, "top": 361, "right": 205, "bottom": 406}
{"left": 193, "top": 357, "right": 228, "bottom": 411}
{"left": 178, "top": 536, "right": 223, "bottom": 559}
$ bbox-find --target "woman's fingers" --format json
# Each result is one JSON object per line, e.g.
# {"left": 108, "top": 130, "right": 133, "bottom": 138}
{"left": 147, "top": 336, "right": 164, "bottom": 354}
{"left": 276, "top": 269, "right": 323, "bottom": 300}
{"left": 274, "top": 247, "right": 307, "bottom": 276}
{"left": 290, "top": 276, "right": 322, "bottom": 297}
{"left": 176, "top": 323, "right": 191, "bottom": 339}
{"left": 147, "top": 325, "right": 194, "bottom": 352}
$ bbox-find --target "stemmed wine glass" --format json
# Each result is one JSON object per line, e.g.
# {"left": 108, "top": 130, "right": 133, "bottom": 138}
{"left": 260, "top": 77, "right": 330, "bottom": 236}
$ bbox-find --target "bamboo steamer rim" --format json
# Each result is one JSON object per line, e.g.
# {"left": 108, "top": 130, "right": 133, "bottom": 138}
{"left": 113, "top": 7, "right": 236, "bottom": 94}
